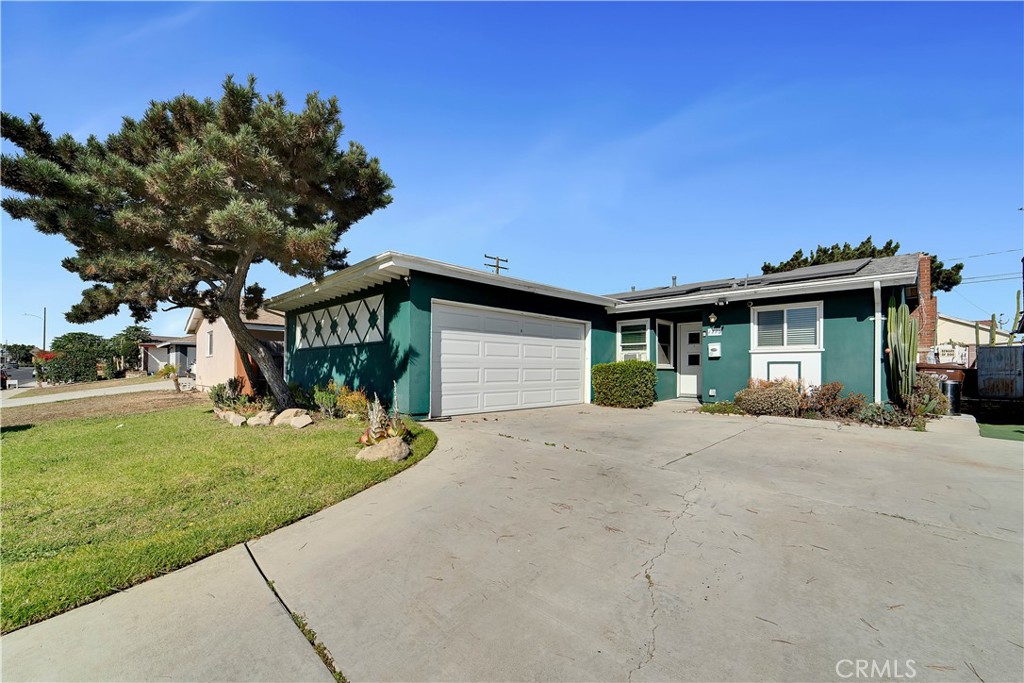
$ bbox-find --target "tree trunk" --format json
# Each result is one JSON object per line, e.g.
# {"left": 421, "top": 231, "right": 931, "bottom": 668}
{"left": 217, "top": 302, "right": 293, "bottom": 408}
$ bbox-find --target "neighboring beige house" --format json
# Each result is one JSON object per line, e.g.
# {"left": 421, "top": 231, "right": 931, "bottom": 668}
{"left": 139, "top": 335, "right": 196, "bottom": 376}
{"left": 937, "top": 313, "right": 1014, "bottom": 346}
{"left": 934, "top": 312, "right": 1016, "bottom": 367}
{"left": 185, "top": 308, "right": 285, "bottom": 394}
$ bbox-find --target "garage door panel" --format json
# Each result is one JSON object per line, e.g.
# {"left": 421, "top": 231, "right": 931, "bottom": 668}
{"left": 554, "top": 368, "right": 581, "bottom": 382}
{"left": 482, "top": 391, "right": 520, "bottom": 409}
{"left": 554, "top": 345, "right": 582, "bottom": 361}
{"left": 483, "top": 316, "right": 522, "bottom": 335}
{"left": 441, "top": 367, "right": 481, "bottom": 385}
{"left": 523, "top": 344, "right": 554, "bottom": 359}
{"left": 553, "top": 388, "right": 582, "bottom": 402}
{"left": 442, "top": 393, "right": 481, "bottom": 413}
{"left": 435, "top": 309, "right": 485, "bottom": 333}
{"left": 441, "top": 338, "right": 482, "bottom": 358}
{"left": 483, "top": 341, "right": 520, "bottom": 358}
{"left": 522, "top": 368, "right": 554, "bottom": 383}
{"left": 432, "top": 304, "right": 587, "bottom": 417}
{"left": 521, "top": 389, "right": 555, "bottom": 406}
{"left": 483, "top": 367, "right": 520, "bottom": 383}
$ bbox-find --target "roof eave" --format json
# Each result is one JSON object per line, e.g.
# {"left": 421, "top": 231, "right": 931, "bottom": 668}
{"left": 265, "top": 251, "right": 620, "bottom": 312}
{"left": 608, "top": 271, "right": 919, "bottom": 314}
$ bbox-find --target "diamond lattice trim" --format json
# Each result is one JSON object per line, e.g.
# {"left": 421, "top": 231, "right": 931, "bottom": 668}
{"left": 295, "top": 294, "right": 385, "bottom": 349}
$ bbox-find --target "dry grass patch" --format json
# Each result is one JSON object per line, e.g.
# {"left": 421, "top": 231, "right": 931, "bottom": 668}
{"left": 2, "top": 390, "right": 206, "bottom": 427}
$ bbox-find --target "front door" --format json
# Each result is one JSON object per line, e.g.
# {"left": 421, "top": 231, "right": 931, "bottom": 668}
{"left": 677, "top": 322, "right": 702, "bottom": 397}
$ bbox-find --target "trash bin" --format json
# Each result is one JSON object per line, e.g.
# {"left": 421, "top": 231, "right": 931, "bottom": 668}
{"left": 940, "top": 380, "right": 961, "bottom": 416}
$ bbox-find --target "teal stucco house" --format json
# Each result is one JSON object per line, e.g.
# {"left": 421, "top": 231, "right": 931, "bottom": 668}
{"left": 265, "top": 251, "right": 932, "bottom": 418}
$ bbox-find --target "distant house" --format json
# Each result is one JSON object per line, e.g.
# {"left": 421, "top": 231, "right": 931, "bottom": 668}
{"left": 265, "top": 250, "right": 937, "bottom": 418}
{"left": 185, "top": 309, "right": 285, "bottom": 394}
{"left": 139, "top": 336, "right": 196, "bottom": 376}
{"left": 937, "top": 313, "right": 1015, "bottom": 347}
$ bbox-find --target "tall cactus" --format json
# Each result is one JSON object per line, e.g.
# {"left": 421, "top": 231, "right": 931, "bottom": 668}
{"left": 989, "top": 313, "right": 998, "bottom": 346}
{"left": 1008, "top": 290, "right": 1022, "bottom": 346}
{"left": 886, "top": 294, "right": 918, "bottom": 406}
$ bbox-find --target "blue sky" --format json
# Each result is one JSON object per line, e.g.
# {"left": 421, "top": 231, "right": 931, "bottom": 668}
{"left": 2, "top": 2, "right": 1022, "bottom": 346}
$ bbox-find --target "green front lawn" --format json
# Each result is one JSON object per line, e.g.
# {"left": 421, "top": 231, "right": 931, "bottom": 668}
{"left": 0, "top": 405, "right": 436, "bottom": 632}
{"left": 979, "top": 423, "right": 1024, "bottom": 441}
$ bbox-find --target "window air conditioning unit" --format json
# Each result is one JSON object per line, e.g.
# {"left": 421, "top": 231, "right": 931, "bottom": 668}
{"left": 623, "top": 352, "right": 644, "bottom": 361}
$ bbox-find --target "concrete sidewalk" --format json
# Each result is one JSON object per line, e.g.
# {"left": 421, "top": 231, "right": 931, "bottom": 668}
{"left": 0, "top": 380, "right": 176, "bottom": 407}
{"left": 1, "top": 546, "right": 334, "bottom": 682}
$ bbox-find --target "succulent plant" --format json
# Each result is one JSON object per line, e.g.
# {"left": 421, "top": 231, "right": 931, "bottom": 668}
{"left": 886, "top": 294, "right": 918, "bottom": 407}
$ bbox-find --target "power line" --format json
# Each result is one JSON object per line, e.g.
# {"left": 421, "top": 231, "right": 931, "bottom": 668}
{"left": 956, "top": 276, "right": 1019, "bottom": 284}
{"left": 960, "top": 272, "right": 1018, "bottom": 281}
{"left": 951, "top": 289, "right": 995, "bottom": 316}
{"left": 946, "top": 248, "right": 1023, "bottom": 260}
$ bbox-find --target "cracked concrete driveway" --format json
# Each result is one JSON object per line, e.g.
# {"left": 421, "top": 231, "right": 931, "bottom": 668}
{"left": 3, "top": 403, "right": 1021, "bottom": 682}
{"left": 250, "top": 404, "right": 1022, "bottom": 683}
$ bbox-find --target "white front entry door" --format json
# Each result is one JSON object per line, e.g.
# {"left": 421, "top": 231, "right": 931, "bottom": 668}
{"left": 431, "top": 302, "right": 587, "bottom": 417}
{"left": 677, "top": 322, "right": 702, "bottom": 397}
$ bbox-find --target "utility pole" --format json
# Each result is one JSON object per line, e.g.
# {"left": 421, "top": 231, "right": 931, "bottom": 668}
{"left": 484, "top": 254, "right": 508, "bottom": 275}
{"left": 23, "top": 307, "right": 46, "bottom": 351}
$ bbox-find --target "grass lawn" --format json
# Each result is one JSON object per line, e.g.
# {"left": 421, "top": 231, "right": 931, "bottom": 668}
{"left": 0, "top": 401, "right": 436, "bottom": 632}
{"left": 979, "top": 423, "right": 1024, "bottom": 441}
{"left": 14, "top": 374, "right": 164, "bottom": 398}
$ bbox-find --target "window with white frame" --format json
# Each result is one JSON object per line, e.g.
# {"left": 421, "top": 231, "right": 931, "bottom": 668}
{"left": 752, "top": 302, "right": 822, "bottom": 349}
{"left": 206, "top": 330, "right": 214, "bottom": 357}
{"left": 655, "top": 320, "right": 674, "bottom": 368}
{"left": 617, "top": 319, "right": 650, "bottom": 361}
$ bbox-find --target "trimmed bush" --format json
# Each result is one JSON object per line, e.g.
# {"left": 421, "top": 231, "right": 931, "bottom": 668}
{"left": 592, "top": 360, "right": 657, "bottom": 409}
{"left": 48, "top": 351, "right": 99, "bottom": 384}
{"left": 734, "top": 378, "right": 802, "bottom": 417}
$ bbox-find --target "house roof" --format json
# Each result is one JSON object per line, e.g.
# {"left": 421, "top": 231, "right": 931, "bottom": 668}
{"left": 610, "top": 253, "right": 922, "bottom": 313}
{"left": 140, "top": 335, "right": 178, "bottom": 346}
{"left": 156, "top": 335, "right": 197, "bottom": 348}
{"left": 264, "top": 251, "right": 620, "bottom": 313}
{"left": 185, "top": 307, "right": 285, "bottom": 334}
{"left": 264, "top": 251, "right": 924, "bottom": 316}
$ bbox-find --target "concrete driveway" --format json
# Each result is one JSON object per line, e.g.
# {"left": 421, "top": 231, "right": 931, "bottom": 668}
{"left": 3, "top": 404, "right": 1022, "bottom": 682}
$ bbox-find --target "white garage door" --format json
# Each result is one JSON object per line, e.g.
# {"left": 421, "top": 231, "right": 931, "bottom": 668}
{"left": 430, "top": 303, "right": 587, "bottom": 417}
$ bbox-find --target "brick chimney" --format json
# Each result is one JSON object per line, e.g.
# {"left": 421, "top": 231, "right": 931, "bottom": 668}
{"left": 910, "top": 253, "right": 937, "bottom": 355}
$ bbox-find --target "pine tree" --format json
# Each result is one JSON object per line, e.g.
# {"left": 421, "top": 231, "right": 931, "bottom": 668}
{"left": 761, "top": 236, "right": 963, "bottom": 293}
{"left": 2, "top": 75, "right": 393, "bottom": 407}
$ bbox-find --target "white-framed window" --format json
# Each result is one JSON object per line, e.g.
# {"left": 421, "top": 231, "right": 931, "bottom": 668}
{"left": 617, "top": 319, "right": 650, "bottom": 361}
{"left": 206, "top": 330, "right": 214, "bottom": 357}
{"left": 751, "top": 301, "right": 823, "bottom": 351}
{"left": 655, "top": 319, "right": 674, "bottom": 369}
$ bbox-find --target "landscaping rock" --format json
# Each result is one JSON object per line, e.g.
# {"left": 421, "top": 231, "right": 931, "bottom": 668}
{"left": 290, "top": 414, "right": 314, "bottom": 429}
{"left": 273, "top": 408, "right": 307, "bottom": 426}
{"left": 247, "top": 411, "right": 275, "bottom": 427}
{"left": 225, "top": 412, "right": 247, "bottom": 427}
{"left": 357, "top": 436, "right": 411, "bottom": 462}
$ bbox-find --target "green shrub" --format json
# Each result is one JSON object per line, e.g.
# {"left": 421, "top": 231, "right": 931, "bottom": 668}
{"left": 700, "top": 401, "right": 744, "bottom": 415}
{"left": 48, "top": 351, "right": 99, "bottom": 384}
{"left": 909, "top": 374, "right": 949, "bottom": 417}
{"left": 734, "top": 379, "right": 802, "bottom": 417}
{"left": 313, "top": 381, "right": 340, "bottom": 418}
{"left": 591, "top": 360, "right": 657, "bottom": 409}
{"left": 209, "top": 383, "right": 230, "bottom": 408}
{"left": 802, "top": 382, "right": 867, "bottom": 421}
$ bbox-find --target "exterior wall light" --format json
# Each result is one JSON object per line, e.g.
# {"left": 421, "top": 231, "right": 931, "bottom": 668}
{"left": 708, "top": 312, "right": 718, "bottom": 325}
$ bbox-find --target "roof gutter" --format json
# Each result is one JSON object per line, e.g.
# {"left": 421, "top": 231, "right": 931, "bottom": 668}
{"left": 608, "top": 271, "right": 918, "bottom": 314}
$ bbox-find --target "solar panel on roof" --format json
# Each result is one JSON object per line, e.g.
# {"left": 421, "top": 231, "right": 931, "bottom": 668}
{"left": 758, "top": 258, "right": 870, "bottom": 285}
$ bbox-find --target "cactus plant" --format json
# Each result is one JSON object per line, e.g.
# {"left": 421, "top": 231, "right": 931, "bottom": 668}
{"left": 1008, "top": 290, "right": 1022, "bottom": 346}
{"left": 886, "top": 294, "right": 918, "bottom": 406}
